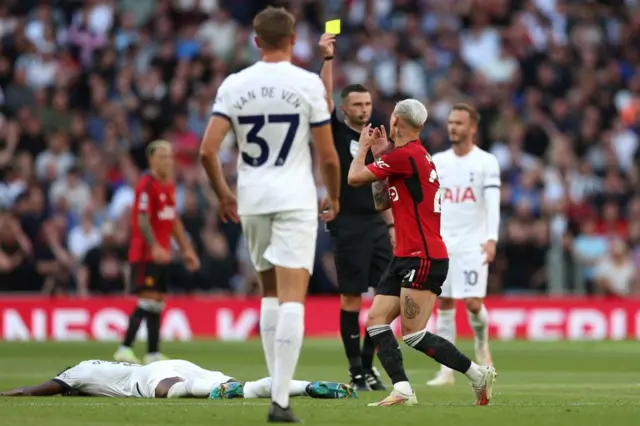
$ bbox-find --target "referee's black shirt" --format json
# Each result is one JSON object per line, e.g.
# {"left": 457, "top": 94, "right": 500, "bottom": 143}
{"left": 330, "top": 109, "right": 378, "bottom": 215}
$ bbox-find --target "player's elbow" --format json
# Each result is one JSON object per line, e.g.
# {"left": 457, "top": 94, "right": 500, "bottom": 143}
{"left": 347, "top": 172, "right": 365, "bottom": 187}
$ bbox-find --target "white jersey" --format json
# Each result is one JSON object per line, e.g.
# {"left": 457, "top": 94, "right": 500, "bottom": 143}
{"left": 53, "top": 360, "right": 140, "bottom": 397}
{"left": 432, "top": 146, "right": 501, "bottom": 253}
{"left": 212, "top": 61, "right": 331, "bottom": 215}
{"left": 53, "top": 360, "right": 232, "bottom": 398}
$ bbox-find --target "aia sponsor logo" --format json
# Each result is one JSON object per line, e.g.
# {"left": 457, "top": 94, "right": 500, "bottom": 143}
{"left": 442, "top": 187, "right": 477, "bottom": 203}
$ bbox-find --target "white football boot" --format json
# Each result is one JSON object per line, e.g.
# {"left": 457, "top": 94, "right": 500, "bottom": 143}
{"left": 113, "top": 346, "right": 141, "bottom": 364}
{"left": 368, "top": 387, "right": 418, "bottom": 407}
{"left": 470, "top": 365, "right": 497, "bottom": 405}
{"left": 144, "top": 352, "right": 169, "bottom": 364}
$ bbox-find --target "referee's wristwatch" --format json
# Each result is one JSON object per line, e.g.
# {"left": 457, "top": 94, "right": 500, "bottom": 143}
{"left": 387, "top": 223, "right": 395, "bottom": 229}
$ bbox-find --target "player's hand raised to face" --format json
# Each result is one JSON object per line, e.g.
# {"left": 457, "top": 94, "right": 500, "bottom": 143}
{"left": 371, "top": 125, "right": 394, "bottom": 158}
{"left": 318, "top": 33, "right": 336, "bottom": 57}
{"left": 219, "top": 193, "right": 240, "bottom": 224}
{"left": 358, "top": 124, "right": 376, "bottom": 148}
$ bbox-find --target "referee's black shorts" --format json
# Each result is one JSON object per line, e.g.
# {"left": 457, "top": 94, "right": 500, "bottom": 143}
{"left": 328, "top": 214, "right": 392, "bottom": 295}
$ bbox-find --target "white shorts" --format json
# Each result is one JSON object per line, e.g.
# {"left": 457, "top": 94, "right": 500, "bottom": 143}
{"left": 130, "top": 360, "right": 232, "bottom": 398}
{"left": 440, "top": 249, "right": 488, "bottom": 299}
{"left": 241, "top": 210, "right": 318, "bottom": 274}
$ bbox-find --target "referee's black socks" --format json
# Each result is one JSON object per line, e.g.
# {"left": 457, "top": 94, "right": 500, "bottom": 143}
{"left": 403, "top": 330, "right": 472, "bottom": 373}
{"left": 367, "top": 325, "right": 410, "bottom": 384}
{"left": 340, "top": 310, "right": 363, "bottom": 375}
{"left": 122, "top": 306, "right": 147, "bottom": 348}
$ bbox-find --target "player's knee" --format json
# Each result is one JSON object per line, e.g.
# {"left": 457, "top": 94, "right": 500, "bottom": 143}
{"left": 464, "top": 297, "right": 483, "bottom": 314}
{"left": 438, "top": 297, "right": 455, "bottom": 310}
{"left": 365, "top": 310, "right": 387, "bottom": 329}
{"left": 340, "top": 294, "right": 362, "bottom": 311}
{"left": 400, "top": 321, "right": 422, "bottom": 336}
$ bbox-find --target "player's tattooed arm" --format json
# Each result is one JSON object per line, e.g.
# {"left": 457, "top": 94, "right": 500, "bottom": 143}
{"left": 372, "top": 179, "right": 391, "bottom": 211}
{"left": 137, "top": 212, "right": 157, "bottom": 246}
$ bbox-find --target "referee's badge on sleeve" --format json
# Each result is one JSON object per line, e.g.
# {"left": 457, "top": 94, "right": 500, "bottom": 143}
{"left": 349, "top": 140, "right": 359, "bottom": 157}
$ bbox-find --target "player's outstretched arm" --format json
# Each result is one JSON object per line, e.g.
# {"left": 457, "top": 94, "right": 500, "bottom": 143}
{"left": 0, "top": 380, "right": 64, "bottom": 397}
{"left": 318, "top": 33, "right": 336, "bottom": 112}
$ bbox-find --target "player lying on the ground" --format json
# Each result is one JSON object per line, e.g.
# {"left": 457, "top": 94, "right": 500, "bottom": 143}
{"left": 0, "top": 359, "right": 357, "bottom": 400}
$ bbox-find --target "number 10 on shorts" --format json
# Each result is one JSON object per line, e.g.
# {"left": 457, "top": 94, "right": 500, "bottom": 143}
{"left": 464, "top": 270, "right": 478, "bottom": 286}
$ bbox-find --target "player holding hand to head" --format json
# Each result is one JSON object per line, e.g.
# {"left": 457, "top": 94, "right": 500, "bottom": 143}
{"left": 348, "top": 100, "right": 497, "bottom": 407}
{"left": 199, "top": 6, "right": 340, "bottom": 423}
{"left": 427, "top": 103, "right": 501, "bottom": 386}
{"left": 114, "top": 141, "right": 200, "bottom": 365}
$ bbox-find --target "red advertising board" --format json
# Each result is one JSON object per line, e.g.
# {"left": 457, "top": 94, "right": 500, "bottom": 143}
{"left": 0, "top": 296, "right": 639, "bottom": 341}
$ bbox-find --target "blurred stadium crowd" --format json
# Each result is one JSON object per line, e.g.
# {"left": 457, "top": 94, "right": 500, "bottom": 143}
{"left": 0, "top": 0, "right": 638, "bottom": 297}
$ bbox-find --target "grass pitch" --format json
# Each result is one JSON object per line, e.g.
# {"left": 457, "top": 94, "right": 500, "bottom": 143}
{"left": 0, "top": 340, "right": 638, "bottom": 426}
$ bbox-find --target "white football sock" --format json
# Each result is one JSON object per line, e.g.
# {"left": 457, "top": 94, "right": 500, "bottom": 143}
{"left": 244, "top": 377, "right": 273, "bottom": 399}
{"left": 260, "top": 297, "right": 280, "bottom": 377}
{"left": 436, "top": 308, "right": 456, "bottom": 373}
{"left": 185, "top": 378, "right": 217, "bottom": 397}
{"left": 167, "top": 381, "right": 188, "bottom": 398}
{"left": 289, "top": 380, "right": 310, "bottom": 396}
{"left": 244, "top": 378, "right": 310, "bottom": 399}
{"left": 464, "top": 361, "right": 483, "bottom": 384}
{"left": 468, "top": 305, "right": 488, "bottom": 348}
{"left": 393, "top": 381, "right": 413, "bottom": 396}
{"left": 272, "top": 302, "right": 305, "bottom": 408}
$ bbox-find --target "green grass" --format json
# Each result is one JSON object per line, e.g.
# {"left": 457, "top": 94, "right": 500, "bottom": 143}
{"left": 0, "top": 340, "right": 639, "bottom": 425}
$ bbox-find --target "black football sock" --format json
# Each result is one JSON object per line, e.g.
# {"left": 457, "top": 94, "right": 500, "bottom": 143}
{"left": 403, "top": 330, "right": 472, "bottom": 373}
{"left": 146, "top": 311, "right": 161, "bottom": 354}
{"left": 361, "top": 332, "right": 375, "bottom": 371}
{"left": 122, "top": 307, "right": 148, "bottom": 348}
{"left": 366, "top": 325, "right": 409, "bottom": 384}
{"left": 340, "top": 310, "right": 363, "bottom": 376}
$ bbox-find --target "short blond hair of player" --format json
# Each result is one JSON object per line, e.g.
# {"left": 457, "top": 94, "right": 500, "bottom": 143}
{"left": 428, "top": 103, "right": 501, "bottom": 386}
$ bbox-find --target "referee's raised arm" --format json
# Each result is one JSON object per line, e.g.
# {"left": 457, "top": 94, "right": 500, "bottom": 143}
{"left": 317, "top": 33, "right": 393, "bottom": 392}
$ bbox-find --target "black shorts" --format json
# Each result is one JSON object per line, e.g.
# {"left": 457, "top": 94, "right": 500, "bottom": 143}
{"left": 131, "top": 262, "right": 169, "bottom": 294}
{"left": 377, "top": 257, "right": 449, "bottom": 297}
{"left": 329, "top": 215, "right": 392, "bottom": 295}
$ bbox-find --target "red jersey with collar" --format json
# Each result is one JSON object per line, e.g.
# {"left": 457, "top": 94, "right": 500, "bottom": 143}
{"left": 128, "top": 172, "right": 176, "bottom": 263}
{"left": 367, "top": 140, "right": 448, "bottom": 259}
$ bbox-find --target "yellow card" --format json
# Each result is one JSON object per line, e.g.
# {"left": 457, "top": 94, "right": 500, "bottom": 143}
{"left": 325, "top": 19, "right": 341, "bottom": 35}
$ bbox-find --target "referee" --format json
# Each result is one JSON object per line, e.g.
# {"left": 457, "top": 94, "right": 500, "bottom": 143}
{"left": 319, "top": 33, "right": 392, "bottom": 392}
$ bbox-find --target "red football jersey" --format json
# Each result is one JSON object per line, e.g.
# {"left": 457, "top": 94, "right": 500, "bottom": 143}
{"left": 128, "top": 173, "right": 177, "bottom": 263}
{"left": 367, "top": 140, "right": 448, "bottom": 260}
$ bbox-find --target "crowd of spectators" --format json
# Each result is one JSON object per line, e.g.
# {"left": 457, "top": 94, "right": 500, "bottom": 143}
{"left": 0, "top": 0, "right": 638, "bottom": 297}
